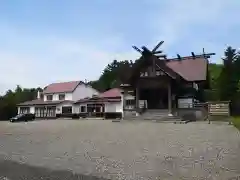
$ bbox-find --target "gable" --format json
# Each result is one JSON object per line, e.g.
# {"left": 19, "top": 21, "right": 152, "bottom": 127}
{"left": 72, "top": 83, "right": 99, "bottom": 101}
{"left": 139, "top": 65, "right": 167, "bottom": 77}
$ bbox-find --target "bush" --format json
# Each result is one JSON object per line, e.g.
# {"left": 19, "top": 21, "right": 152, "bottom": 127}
{"left": 232, "top": 117, "right": 240, "bottom": 131}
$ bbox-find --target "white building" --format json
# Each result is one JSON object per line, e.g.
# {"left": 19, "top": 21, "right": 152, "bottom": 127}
{"left": 17, "top": 81, "right": 99, "bottom": 118}
{"left": 17, "top": 81, "right": 134, "bottom": 119}
{"left": 74, "top": 88, "right": 135, "bottom": 118}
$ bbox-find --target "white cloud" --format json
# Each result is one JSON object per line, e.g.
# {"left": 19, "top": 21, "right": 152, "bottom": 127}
{"left": 150, "top": 0, "right": 240, "bottom": 52}
{"left": 0, "top": 30, "right": 139, "bottom": 94}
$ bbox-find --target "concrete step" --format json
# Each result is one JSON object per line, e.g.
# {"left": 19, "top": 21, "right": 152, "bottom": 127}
{"left": 124, "top": 109, "right": 184, "bottom": 122}
{"left": 152, "top": 120, "right": 178, "bottom": 123}
{"left": 144, "top": 117, "right": 182, "bottom": 121}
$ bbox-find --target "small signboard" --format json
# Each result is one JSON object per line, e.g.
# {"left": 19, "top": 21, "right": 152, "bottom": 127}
{"left": 178, "top": 98, "right": 193, "bottom": 108}
{"left": 207, "top": 101, "right": 231, "bottom": 124}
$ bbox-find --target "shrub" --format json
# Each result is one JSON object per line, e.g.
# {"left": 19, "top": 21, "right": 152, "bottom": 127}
{"left": 232, "top": 117, "right": 240, "bottom": 131}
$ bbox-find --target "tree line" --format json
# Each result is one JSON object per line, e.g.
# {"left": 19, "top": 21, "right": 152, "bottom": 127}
{"left": 0, "top": 46, "right": 239, "bottom": 120}
{"left": 0, "top": 86, "right": 42, "bottom": 120}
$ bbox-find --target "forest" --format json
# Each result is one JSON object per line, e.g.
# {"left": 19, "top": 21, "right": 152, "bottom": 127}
{"left": 0, "top": 46, "right": 239, "bottom": 120}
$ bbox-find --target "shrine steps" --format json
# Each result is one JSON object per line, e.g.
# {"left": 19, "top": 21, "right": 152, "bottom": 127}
{"left": 123, "top": 109, "right": 183, "bottom": 122}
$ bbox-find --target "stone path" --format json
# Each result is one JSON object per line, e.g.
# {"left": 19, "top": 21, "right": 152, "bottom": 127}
{"left": 0, "top": 120, "right": 239, "bottom": 179}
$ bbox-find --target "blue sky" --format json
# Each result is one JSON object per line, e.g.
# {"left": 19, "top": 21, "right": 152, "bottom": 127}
{"left": 0, "top": 0, "right": 239, "bottom": 94}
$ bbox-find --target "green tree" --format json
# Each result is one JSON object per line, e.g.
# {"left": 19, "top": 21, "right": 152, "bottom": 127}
{"left": 208, "top": 63, "right": 223, "bottom": 90}
{"left": 90, "top": 60, "right": 132, "bottom": 91}
{"left": 0, "top": 86, "right": 42, "bottom": 120}
{"left": 203, "top": 63, "right": 223, "bottom": 101}
{"left": 217, "top": 46, "right": 240, "bottom": 101}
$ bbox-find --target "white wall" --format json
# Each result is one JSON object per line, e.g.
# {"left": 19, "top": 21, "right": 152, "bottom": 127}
{"left": 56, "top": 105, "right": 62, "bottom": 114}
{"left": 44, "top": 94, "right": 49, "bottom": 101}
{"left": 43, "top": 93, "right": 73, "bottom": 101}
{"left": 30, "top": 107, "right": 35, "bottom": 114}
{"left": 63, "top": 93, "right": 72, "bottom": 100}
{"left": 105, "top": 102, "right": 123, "bottom": 113}
{"left": 72, "top": 84, "right": 99, "bottom": 101}
{"left": 60, "top": 102, "right": 73, "bottom": 107}
{"left": 43, "top": 84, "right": 98, "bottom": 102}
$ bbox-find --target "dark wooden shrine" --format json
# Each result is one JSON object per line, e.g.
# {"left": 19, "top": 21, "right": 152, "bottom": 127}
{"left": 120, "top": 41, "right": 215, "bottom": 114}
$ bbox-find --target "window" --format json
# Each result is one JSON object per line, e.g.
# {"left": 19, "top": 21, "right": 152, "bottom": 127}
{"left": 59, "top": 94, "right": 65, "bottom": 100}
{"left": 35, "top": 108, "right": 40, "bottom": 117}
{"left": 125, "top": 99, "right": 135, "bottom": 110}
{"left": 20, "top": 107, "right": 30, "bottom": 114}
{"left": 126, "top": 99, "right": 135, "bottom": 106}
{"left": 46, "top": 107, "right": 56, "bottom": 117}
{"left": 80, "top": 106, "right": 86, "bottom": 113}
{"left": 62, "top": 106, "right": 72, "bottom": 114}
{"left": 35, "top": 107, "right": 45, "bottom": 117}
{"left": 46, "top": 95, "right": 53, "bottom": 101}
{"left": 156, "top": 70, "right": 165, "bottom": 76}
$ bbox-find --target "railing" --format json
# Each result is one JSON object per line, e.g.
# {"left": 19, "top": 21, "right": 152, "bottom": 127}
{"left": 207, "top": 101, "right": 231, "bottom": 124}
{"left": 177, "top": 102, "right": 208, "bottom": 109}
{"left": 193, "top": 102, "right": 208, "bottom": 109}
{"left": 174, "top": 102, "right": 208, "bottom": 121}
{"left": 178, "top": 101, "right": 232, "bottom": 124}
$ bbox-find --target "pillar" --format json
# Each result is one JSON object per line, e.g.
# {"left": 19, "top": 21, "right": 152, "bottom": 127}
{"left": 135, "top": 87, "right": 139, "bottom": 116}
{"left": 122, "top": 90, "right": 126, "bottom": 110}
{"left": 168, "top": 83, "right": 173, "bottom": 116}
{"left": 121, "top": 91, "right": 124, "bottom": 119}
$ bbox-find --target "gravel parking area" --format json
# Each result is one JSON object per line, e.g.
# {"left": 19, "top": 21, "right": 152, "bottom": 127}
{"left": 0, "top": 119, "right": 240, "bottom": 180}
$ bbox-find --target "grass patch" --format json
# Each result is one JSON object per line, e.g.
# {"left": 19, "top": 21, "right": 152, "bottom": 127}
{"left": 232, "top": 117, "right": 240, "bottom": 130}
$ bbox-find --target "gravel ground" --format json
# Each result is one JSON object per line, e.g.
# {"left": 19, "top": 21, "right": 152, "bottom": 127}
{"left": 0, "top": 119, "right": 240, "bottom": 180}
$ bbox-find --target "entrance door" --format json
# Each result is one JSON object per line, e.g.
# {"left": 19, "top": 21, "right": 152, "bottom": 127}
{"left": 140, "top": 88, "right": 168, "bottom": 109}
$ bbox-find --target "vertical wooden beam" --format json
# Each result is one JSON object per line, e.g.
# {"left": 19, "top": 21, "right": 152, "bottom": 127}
{"left": 135, "top": 87, "right": 139, "bottom": 114}
{"left": 152, "top": 56, "right": 156, "bottom": 77}
{"left": 168, "top": 82, "right": 172, "bottom": 115}
{"left": 121, "top": 91, "right": 125, "bottom": 119}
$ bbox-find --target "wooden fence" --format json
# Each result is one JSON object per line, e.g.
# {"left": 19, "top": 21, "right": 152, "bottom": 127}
{"left": 176, "top": 101, "right": 232, "bottom": 124}
{"left": 207, "top": 101, "right": 231, "bottom": 124}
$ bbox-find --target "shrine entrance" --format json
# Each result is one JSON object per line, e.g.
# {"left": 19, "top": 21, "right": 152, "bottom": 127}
{"left": 140, "top": 88, "right": 168, "bottom": 109}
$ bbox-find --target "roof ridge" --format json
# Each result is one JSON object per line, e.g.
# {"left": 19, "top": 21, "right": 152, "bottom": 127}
{"left": 49, "top": 80, "right": 81, "bottom": 85}
{"left": 43, "top": 80, "right": 83, "bottom": 94}
{"left": 164, "top": 56, "right": 207, "bottom": 61}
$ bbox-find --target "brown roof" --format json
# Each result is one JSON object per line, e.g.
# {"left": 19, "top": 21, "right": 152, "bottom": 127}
{"left": 43, "top": 81, "right": 81, "bottom": 94}
{"left": 18, "top": 99, "right": 73, "bottom": 106}
{"left": 99, "top": 88, "right": 123, "bottom": 98}
{"left": 126, "top": 55, "right": 208, "bottom": 83}
{"left": 75, "top": 97, "right": 121, "bottom": 104}
{"left": 154, "top": 56, "right": 179, "bottom": 79}
{"left": 126, "top": 55, "right": 208, "bottom": 84}
{"left": 165, "top": 57, "right": 207, "bottom": 81}
{"left": 74, "top": 88, "right": 123, "bottom": 104}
